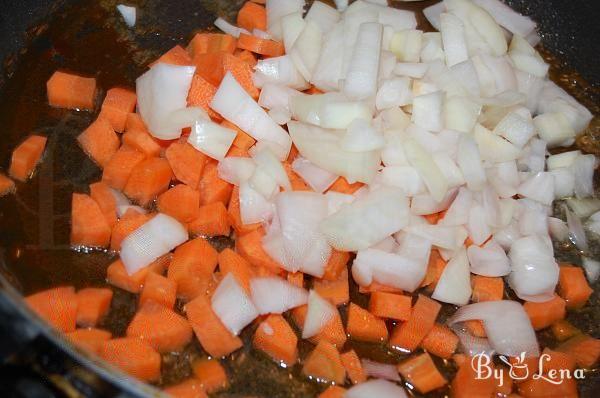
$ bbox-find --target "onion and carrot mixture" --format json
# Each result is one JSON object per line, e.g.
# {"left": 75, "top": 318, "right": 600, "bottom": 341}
{"left": 3, "top": 0, "right": 599, "bottom": 397}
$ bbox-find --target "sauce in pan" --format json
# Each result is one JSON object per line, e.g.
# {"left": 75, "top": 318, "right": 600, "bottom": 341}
{"left": 0, "top": 0, "right": 597, "bottom": 396}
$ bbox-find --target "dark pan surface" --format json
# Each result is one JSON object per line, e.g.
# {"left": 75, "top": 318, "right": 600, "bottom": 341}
{"left": 0, "top": 0, "right": 598, "bottom": 397}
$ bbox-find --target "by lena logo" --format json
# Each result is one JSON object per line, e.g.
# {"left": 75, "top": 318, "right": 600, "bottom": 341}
{"left": 471, "top": 352, "right": 585, "bottom": 387}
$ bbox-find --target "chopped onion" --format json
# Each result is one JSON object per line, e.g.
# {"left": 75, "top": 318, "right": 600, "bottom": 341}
{"left": 403, "top": 138, "right": 448, "bottom": 202}
{"left": 547, "top": 150, "right": 581, "bottom": 170}
{"left": 346, "top": 379, "right": 408, "bottom": 398}
{"left": 319, "top": 101, "right": 373, "bottom": 129}
{"left": 390, "top": 30, "right": 423, "bottom": 63}
{"left": 533, "top": 112, "right": 575, "bottom": 148}
{"left": 474, "top": 124, "right": 520, "bottom": 162}
{"left": 251, "top": 146, "right": 292, "bottom": 191}
{"left": 334, "top": 0, "right": 349, "bottom": 11}
{"left": 254, "top": 56, "right": 309, "bottom": 90}
{"left": 239, "top": 181, "right": 274, "bottom": 225}
{"left": 303, "top": 290, "right": 337, "bottom": 338}
{"left": 324, "top": 191, "right": 355, "bottom": 215}
{"left": 211, "top": 274, "right": 259, "bottom": 336}
{"left": 440, "top": 13, "right": 469, "bottom": 67}
{"left": 120, "top": 214, "right": 188, "bottom": 275}
{"left": 449, "top": 300, "right": 539, "bottom": 357}
{"left": 405, "top": 224, "right": 463, "bottom": 250}
{"left": 582, "top": 257, "right": 600, "bottom": 283}
{"left": 571, "top": 154, "right": 596, "bottom": 199}
{"left": 472, "top": 0, "right": 536, "bottom": 37}
{"left": 265, "top": 0, "right": 305, "bottom": 40}
{"left": 564, "top": 204, "right": 589, "bottom": 252}
{"left": 136, "top": 63, "right": 196, "bottom": 139}
{"left": 305, "top": 1, "right": 340, "bottom": 34}
{"left": 423, "top": 2, "right": 445, "bottom": 31}
{"left": 117, "top": 4, "right": 136, "bottom": 27}
{"left": 432, "top": 248, "right": 472, "bottom": 305}
{"left": 361, "top": 360, "right": 400, "bottom": 381}
{"left": 353, "top": 248, "right": 426, "bottom": 292}
{"left": 493, "top": 109, "right": 535, "bottom": 149}
{"left": 411, "top": 91, "right": 443, "bottom": 132}
{"left": 214, "top": 17, "right": 249, "bottom": 38}
{"left": 376, "top": 77, "right": 412, "bottom": 110}
{"left": 517, "top": 199, "right": 549, "bottom": 237}
{"left": 289, "top": 21, "right": 323, "bottom": 81}
{"left": 566, "top": 198, "right": 600, "bottom": 218}
{"left": 292, "top": 157, "right": 338, "bottom": 193}
{"left": 443, "top": 96, "right": 481, "bottom": 133}
{"left": 468, "top": 239, "right": 511, "bottom": 277}
{"left": 344, "top": 22, "right": 383, "bottom": 100}
{"left": 452, "top": 326, "right": 495, "bottom": 357}
{"left": 457, "top": 135, "right": 486, "bottom": 191}
{"left": 380, "top": 166, "right": 426, "bottom": 196}
{"left": 548, "top": 217, "right": 569, "bottom": 242}
{"left": 250, "top": 277, "right": 309, "bottom": 314}
{"left": 188, "top": 118, "right": 236, "bottom": 160}
{"left": 218, "top": 157, "right": 256, "bottom": 186}
{"left": 258, "top": 83, "right": 303, "bottom": 111}
{"left": 311, "top": 22, "right": 344, "bottom": 91}
{"left": 411, "top": 188, "right": 458, "bottom": 216}
{"left": 517, "top": 172, "right": 554, "bottom": 206}
{"left": 538, "top": 80, "right": 592, "bottom": 134}
{"left": 340, "top": 119, "right": 385, "bottom": 152}
{"left": 281, "top": 12, "right": 306, "bottom": 54}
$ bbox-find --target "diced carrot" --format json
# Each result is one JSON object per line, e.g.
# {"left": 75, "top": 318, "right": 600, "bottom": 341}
{"left": 302, "top": 340, "right": 346, "bottom": 384}
{"left": 237, "top": 2, "right": 267, "bottom": 32}
{"left": 110, "top": 209, "right": 151, "bottom": 251}
{"left": 9, "top": 135, "right": 47, "bottom": 182}
{"left": 165, "top": 142, "right": 207, "bottom": 189}
{"left": 421, "top": 323, "right": 459, "bottom": 359}
{"left": 188, "top": 202, "right": 231, "bottom": 237}
{"left": 313, "top": 269, "right": 349, "bottom": 306}
{"left": 398, "top": 353, "right": 448, "bottom": 394}
{"left": 237, "top": 34, "right": 285, "bottom": 57}
{"left": 185, "top": 294, "right": 243, "bottom": 357}
{"left": 77, "top": 117, "right": 120, "bottom": 168}
{"left": 390, "top": 294, "right": 441, "bottom": 352}
{"left": 318, "top": 386, "right": 346, "bottom": 398}
{"left": 222, "top": 53, "right": 259, "bottom": 99}
{"left": 198, "top": 160, "right": 233, "bottom": 206}
{"left": 328, "top": 177, "right": 363, "bottom": 194}
{"left": 304, "top": 86, "right": 324, "bottom": 95}
{"left": 287, "top": 144, "right": 300, "bottom": 163}
{"left": 282, "top": 162, "right": 311, "bottom": 191}
{"left": 236, "top": 229, "right": 283, "bottom": 273}
{"left": 99, "top": 88, "right": 137, "bottom": 132}
{"left": 192, "top": 52, "right": 227, "bottom": 87}
{"left": 218, "top": 248, "right": 253, "bottom": 292}
{"left": 424, "top": 213, "right": 441, "bottom": 224}
{"left": 75, "top": 287, "right": 113, "bottom": 327}
{"left": 188, "top": 33, "right": 237, "bottom": 57}
{"left": 168, "top": 237, "right": 218, "bottom": 301}
{"left": 453, "top": 354, "right": 467, "bottom": 368}
{"left": 151, "top": 45, "right": 193, "bottom": 67}
{"left": 346, "top": 303, "right": 388, "bottom": 343}
{"left": 126, "top": 301, "right": 193, "bottom": 353}
{"left": 358, "top": 282, "right": 404, "bottom": 295}
{"left": 558, "top": 265, "right": 593, "bottom": 309}
{"left": 421, "top": 249, "right": 447, "bottom": 290}
{"left": 0, "top": 173, "right": 15, "bottom": 197}
{"left": 321, "top": 250, "right": 350, "bottom": 281}
{"left": 25, "top": 286, "right": 77, "bottom": 332}
{"left": 517, "top": 376, "right": 578, "bottom": 398}
{"left": 340, "top": 350, "right": 366, "bottom": 385}
{"left": 187, "top": 74, "right": 221, "bottom": 120}
{"left": 494, "top": 367, "right": 513, "bottom": 396}
{"left": 192, "top": 359, "right": 228, "bottom": 394}
{"left": 122, "top": 128, "right": 162, "bottom": 158}
{"left": 287, "top": 272, "right": 304, "bottom": 288}
{"left": 465, "top": 320, "right": 487, "bottom": 338}
{"left": 90, "top": 181, "right": 118, "bottom": 228}
{"left": 235, "top": 49, "right": 257, "bottom": 68}
{"left": 157, "top": 184, "right": 201, "bottom": 223}
{"left": 106, "top": 256, "right": 168, "bottom": 293}
{"left": 125, "top": 113, "right": 148, "bottom": 133}
{"left": 450, "top": 357, "right": 496, "bottom": 398}
{"left": 540, "top": 348, "right": 576, "bottom": 374}
{"left": 471, "top": 275, "right": 504, "bottom": 302}
{"left": 224, "top": 120, "right": 256, "bottom": 151}
{"left": 163, "top": 379, "right": 208, "bottom": 398}
{"left": 253, "top": 314, "right": 298, "bottom": 366}
{"left": 124, "top": 157, "right": 173, "bottom": 206}
{"left": 523, "top": 295, "right": 566, "bottom": 330}
{"left": 102, "top": 146, "right": 146, "bottom": 190}
{"left": 71, "top": 193, "right": 112, "bottom": 248}
{"left": 369, "top": 292, "right": 412, "bottom": 321}
{"left": 550, "top": 319, "right": 581, "bottom": 342}
{"left": 228, "top": 186, "right": 261, "bottom": 235}
{"left": 67, "top": 328, "right": 112, "bottom": 354}
{"left": 47, "top": 71, "right": 96, "bottom": 110}
{"left": 291, "top": 305, "right": 347, "bottom": 347}
{"left": 140, "top": 272, "right": 177, "bottom": 309}
{"left": 226, "top": 146, "right": 250, "bottom": 158}
{"left": 557, "top": 334, "right": 600, "bottom": 368}
{"left": 99, "top": 337, "right": 161, "bottom": 382}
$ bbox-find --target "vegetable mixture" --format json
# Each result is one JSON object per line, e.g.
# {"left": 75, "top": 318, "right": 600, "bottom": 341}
{"left": 3, "top": 0, "right": 599, "bottom": 397}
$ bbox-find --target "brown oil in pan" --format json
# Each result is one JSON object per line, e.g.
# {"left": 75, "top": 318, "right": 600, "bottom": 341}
{"left": 0, "top": 0, "right": 598, "bottom": 397}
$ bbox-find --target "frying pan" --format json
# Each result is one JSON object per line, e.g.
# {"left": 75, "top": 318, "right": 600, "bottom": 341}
{"left": 0, "top": 0, "right": 598, "bottom": 397}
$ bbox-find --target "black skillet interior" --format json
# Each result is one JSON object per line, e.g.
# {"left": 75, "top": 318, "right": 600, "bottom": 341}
{"left": 0, "top": 0, "right": 598, "bottom": 397}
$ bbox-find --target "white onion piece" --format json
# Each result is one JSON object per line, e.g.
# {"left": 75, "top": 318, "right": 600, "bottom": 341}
{"left": 353, "top": 248, "right": 426, "bottom": 292}
{"left": 248, "top": 163, "right": 279, "bottom": 199}
{"left": 518, "top": 138, "right": 546, "bottom": 174}
{"left": 188, "top": 119, "right": 236, "bottom": 161}
{"left": 468, "top": 204, "right": 491, "bottom": 245}
{"left": 404, "top": 138, "right": 448, "bottom": 202}
{"left": 487, "top": 161, "right": 519, "bottom": 199}
{"left": 509, "top": 235, "right": 559, "bottom": 303}
{"left": 254, "top": 56, "right": 309, "bottom": 90}
{"left": 288, "top": 122, "right": 380, "bottom": 184}
{"left": 397, "top": 232, "right": 433, "bottom": 266}
{"left": 376, "top": 77, "right": 412, "bottom": 110}
{"left": 371, "top": 236, "right": 399, "bottom": 253}
{"left": 449, "top": 300, "right": 539, "bottom": 357}
{"left": 289, "top": 92, "right": 342, "bottom": 126}
{"left": 120, "top": 214, "right": 188, "bottom": 275}
{"left": 250, "top": 277, "right": 308, "bottom": 314}
{"left": 538, "top": 80, "right": 592, "bottom": 134}
{"left": 564, "top": 204, "right": 589, "bottom": 252}
{"left": 423, "top": 2, "right": 445, "bottom": 31}
{"left": 493, "top": 110, "right": 535, "bottom": 149}
{"left": 251, "top": 146, "right": 291, "bottom": 191}
{"left": 117, "top": 4, "right": 136, "bottom": 27}
{"left": 361, "top": 360, "right": 400, "bottom": 382}
{"left": 572, "top": 154, "right": 596, "bottom": 199}
{"left": 346, "top": 379, "right": 408, "bottom": 398}
{"left": 280, "top": 12, "right": 306, "bottom": 54}
{"left": 136, "top": 63, "right": 196, "bottom": 139}
{"left": 211, "top": 274, "right": 259, "bottom": 336}
{"left": 443, "top": 96, "right": 480, "bottom": 133}
{"left": 517, "top": 172, "right": 554, "bottom": 206}
{"left": 379, "top": 50, "right": 396, "bottom": 80}
{"left": 452, "top": 327, "right": 495, "bottom": 357}
{"left": 508, "top": 35, "right": 548, "bottom": 77}
{"left": 217, "top": 157, "right": 256, "bottom": 186}
{"left": 472, "top": 0, "right": 536, "bottom": 37}
{"left": 311, "top": 22, "right": 344, "bottom": 91}
{"left": 380, "top": 166, "right": 426, "bottom": 196}
{"left": 290, "top": 21, "right": 323, "bottom": 81}
{"left": 439, "top": 187, "right": 472, "bottom": 226}
{"left": 212, "top": 73, "right": 291, "bottom": 159}
{"left": 340, "top": 119, "right": 385, "bottom": 152}
{"left": 412, "top": 91, "right": 443, "bottom": 132}
{"left": 390, "top": 30, "right": 423, "bottom": 63}
{"left": 440, "top": 13, "right": 469, "bottom": 67}
{"left": 457, "top": 135, "right": 486, "bottom": 191}
{"left": 566, "top": 198, "right": 600, "bottom": 218}
{"left": 474, "top": 124, "right": 520, "bottom": 163}
{"left": 276, "top": 192, "right": 331, "bottom": 277}
{"left": 547, "top": 150, "right": 581, "bottom": 170}
{"left": 405, "top": 224, "right": 462, "bottom": 250}
{"left": 582, "top": 257, "right": 600, "bottom": 284}
{"left": 214, "top": 17, "right": 249, "bottom": 38}
{"left": 432, "top": 248, "right": 472, "bottom": 306}
{"left": 421, "top": 32, "right": 445, "bottom": 63}
{"left": 411, "top": 188, "right": 458, "bottom": 216}
{"left": 324, "top": 191, "right": 355, "bottom": 215}
{"left": 305, "top": 1, "right": 340, "bottom": 34}
{"left": 292, "top": 157, "right": 337, "bottom": 193}
{"left": 321, "top": 187, "right": 409, "bottom": 251}
{"left": 550, "top": 168, "right": 574, "bottom": 197}
{"left": 334, "top": 0, "right": 348, "bottom": 11}
{"left": 548, "top": 217, "right": 569, "bottom": 242}
{"left": 494, "top": 222, "right": 521, "bottom": 251}
{"left": 239, "top": 181, "right": 274, "bottom": 225}
{"left": 344, "top": 22, "right": 382, "bottom": 100}
{"left": 517, "top": 199, "right": 549, "bottom": 238}
{"left": 533, "top": 112, "right": 575, "bottom": 148}
{"left": 258, "top": 84, "right": 302, "bottom": 111}
{"left": 381, "top": 129, "right": 409, "bottom": 167}
{"left": 468, "top": 239, "right": 511, "bottom": 277}
{"left": 587, "top": 220, "right": 600, "bottom": 237}
{"left": 109, "top": 188, "right": 139, "bottom": 218}
{"left": 303, "top": 290, "right": 337, "bottom": 339}
{"left": 265, "top": 0, "right": 305, "bottom": 40}
{"left": 320, "top": 101, "right": 373, "bottom": 130}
